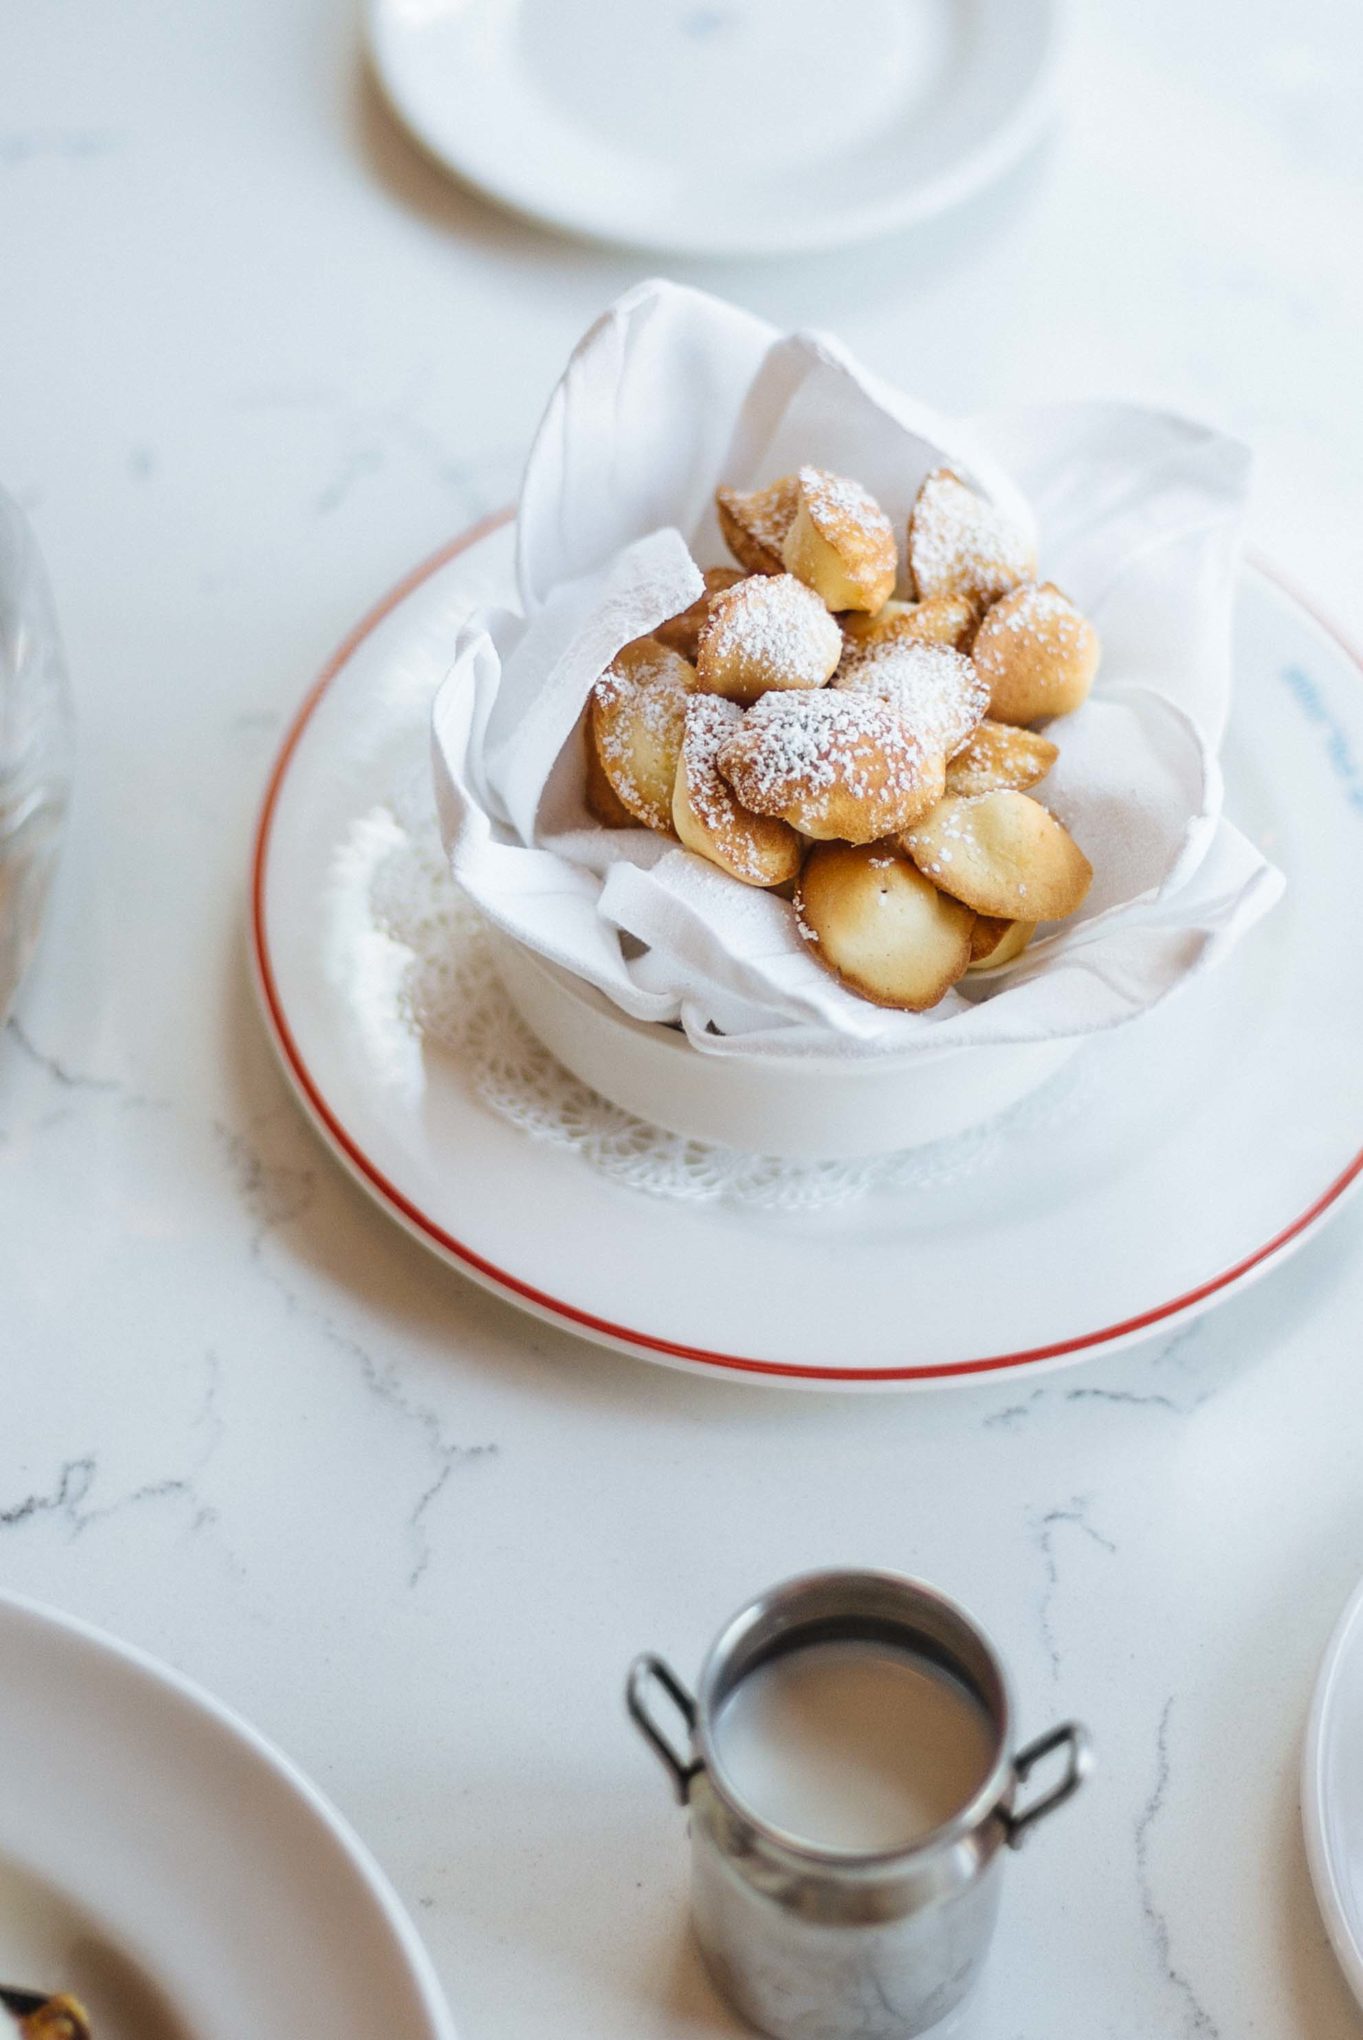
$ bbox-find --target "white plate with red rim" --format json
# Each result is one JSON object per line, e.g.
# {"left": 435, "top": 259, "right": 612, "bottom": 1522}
{"left": 251, "top": 511, "right": 1363, "bottom": 1390}
{"left": 0, "top": 1591, "right": 455, "bottom": 2039}
{"left": 364, "top": 0, "right": 1063, "bottom": 257}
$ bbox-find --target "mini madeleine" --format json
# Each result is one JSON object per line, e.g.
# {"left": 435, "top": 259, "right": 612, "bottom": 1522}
{"left": 673, "top": 697, "right": 803, "bottom": 887}
{"left": 908, "top": 467, "right": 1034, "bottom": 610}
{"left": 967, "top": 916, "right": 1036, "bottom": 971}
{"left": 716, "top": 476, "right": 800, "bottom": 575}
{"left": 654, "top": 566, "right": 746, "bottom": 661}
{"left": 903, "top": 791, "right": 1092, "bottom": 922}
{"left": 781, "top": 466, "right": 898, "bottom": 613}
{"left": 841, "top": 593, "right": 979, "bottom": 657}
{"left": 718, "top": 689, "right": 942, "bottom": 844}
{"left": 588, "top": 637, "right": 696, "bottom": 835}
{"left": 695, "top": 572, "right": 842, "bottom": 704}
{"left": 944, "top": 719, "right": 1058, "bottom": 797}
{"left": 970, "top": 582, "right": 1100, "bottom": 725}
{"left": 797, "top": 841, "right": 976, "bottom": 1012}
{"left": 833, "top": 640, "right": 988, "bottom": 764}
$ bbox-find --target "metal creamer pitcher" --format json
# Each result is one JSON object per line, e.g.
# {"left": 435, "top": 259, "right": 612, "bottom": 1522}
{"left": 628, "top": 1570, "right": 1090, "bottom": 2040}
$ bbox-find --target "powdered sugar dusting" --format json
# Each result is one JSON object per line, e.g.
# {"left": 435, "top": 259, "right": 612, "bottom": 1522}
{"left": 796, "top": 464, "right": 896, "bottom": 567}
{"left": 717, "top": 689, "right": 934, "bottom": 842}
{"left": 682, "top": 695, "right": 742, "bottom": 805}
{"left": 656, "top": 566, "right": 744, "bottom": 657}
{"left": 842, "top": 594, "right": 976, "bottom": 656}
{"left": 717, "top": 476, "right": 800, "bottom": 568}
{"left": 902, "top": 793, "right": 986, "bottom": 882}
{"left": 595, "top": 639, "right": 677, "bottom": 701}
{"left": 945, "top": 719, "right": 1056, "bottom": 796}
{"left": 591, "top": 639, "right": 693, "bottom": 830}
{"left": 682, "top": 696, "right": 745, "bottom": 837}
{"left": 972, "top": 581, "right": 1090, "bottom": 693}
{"left": 699, "top": 572, "right": 841, "bottom": 693}
{"left": 909, "top": 468, "right": 1032, "bottom": 606}
{"left": 835, "top": 640, "right": 988, "bottom": 759}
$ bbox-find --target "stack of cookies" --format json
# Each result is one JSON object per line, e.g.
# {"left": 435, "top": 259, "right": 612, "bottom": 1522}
{"left": 586, "top": 464, "right": 1097, "bottom": 1012}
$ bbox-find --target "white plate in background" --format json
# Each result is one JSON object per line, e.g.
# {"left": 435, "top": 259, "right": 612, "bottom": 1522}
{"left": 251, "top": 515, "right": 1363, "bottom": 1388}
{"left": 366, "top": 0, "right": 1063, "bottom": 256}
{"left": 1304, "top": 1578, "right": 1363, "bottom": 2015}
{"left": 0, "top": 1593, "right": 456, "bottom": 2039}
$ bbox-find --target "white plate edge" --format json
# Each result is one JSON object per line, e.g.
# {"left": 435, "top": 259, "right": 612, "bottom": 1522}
{"left": 363, "top": 0, "right": 1068, "bottom": 258}
{"left": 1302, "top": 1576, "right": 1363, "bottom": 2013}
{"left": 0, "top": 1586, "right": 459, "bottom": 2040}
{"left": 248, "top": 895, "right": 1363, "bottom": 1394}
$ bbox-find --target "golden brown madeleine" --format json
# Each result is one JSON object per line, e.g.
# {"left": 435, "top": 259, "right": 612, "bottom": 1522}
{"left": 16, "top": 2000, "right": 92, "bottom": 2040}
{"left": 588, "top": 637, "right": 696, "bottom": 835}
{"left": 584, "top": 717, "right": 636, "bottom": 827}
{"left": 695, "top": 572, "right": 842, "bottom": 705}
{"left": 967, "top": 916, "right": 1036, "bottom": 970}
{"left": 833, "top": 640, "right": 988, "bottom": 763}
{"left": 944, "top": 719, "right": 1058, "bottom": 797}
{"left": 672, "top": 697, "right": 803, "bottom": 888}
{"left": 908, "top": 467, "right": 1035, "bottom": 609}
{"left": 796, "top": 841, "right": 976, "bottom": 1012}
{"left": 903, "top": 791, "right": 1092, "bottom": 921}
{"left": 781, "top": 465, "right": 898, "bottom": 613}
{"left": 715, "top": 476, "right": 800, "bottom": 574}
{"left": 970, "top": 581, "right": 1100, "bottom": 724}
{"left": 654, "top": 566, "right": 745, "bottom": 660}
{"left": 718, "top": 689, "right": 943, "bottom": 844}
{"left": 841, "top": 593, "right": 979, "bottom": 657}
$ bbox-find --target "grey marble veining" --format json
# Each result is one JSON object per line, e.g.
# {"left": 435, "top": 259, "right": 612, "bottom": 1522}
{"left": 3, "top": 3, "right": 1363, "bottom": 2037}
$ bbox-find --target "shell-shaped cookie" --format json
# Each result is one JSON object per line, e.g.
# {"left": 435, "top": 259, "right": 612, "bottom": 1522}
{"left": 970, "top": 581, "right": 1100, "bottom": 725}
{"left": 781, "top": 466, "right": 898, "bottom": 613}
{"left": 797, "top": 841, "right": 976, "bottom": 1012}
{"left": 967, "top": 916, "right": 1036, "bottom": 971}
{"left": 654, "top": 567, "right": 745, "bottom": 660}
{"left": 588, "top": 637, "right": 696, "bottom": 835}
{"left": 841, "top": 594, "right": 979, "bottom": 658}
{"left": 695, "top": 572, "right": 842, "bottom": 705}
{"left": 716, "top": 476, "right": 800, "bottom": 575}
{"left": 4, "top": 1998, "right": 92, "bottom": 2040}
{"left": 584, "top": 718, "right": 636, "bottom": 827}
{"left": 908, "top": 467, "right": 1034, "bottom": 609}
{"left": 833, "top": 640, "right": 988, "bottom": 763}
{"left": 944, "top": 720, "right": 1058, "bottom": 797}
{"left": 673, "top": 697, "right": 803, "bottom": 888}
{"left": 717, "top": 689, "right": 942, "bottom": 844}
{"left": 903, "top": 791, "right": 1092, "bottom": 922}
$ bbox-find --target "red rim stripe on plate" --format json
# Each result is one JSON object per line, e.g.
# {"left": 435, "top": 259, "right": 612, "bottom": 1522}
{"left": 250, "top": 517, "right": 1363, "bottom": 1382}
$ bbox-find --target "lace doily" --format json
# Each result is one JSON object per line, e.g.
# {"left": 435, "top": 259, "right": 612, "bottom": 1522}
{"left": 369, "top": 767, "right": 1089, "bottom": 1213}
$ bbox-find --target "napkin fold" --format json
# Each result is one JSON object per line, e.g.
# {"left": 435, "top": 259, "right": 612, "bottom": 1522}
{"left": 432, "top": 280, "right": 1282, "bottom": 1060}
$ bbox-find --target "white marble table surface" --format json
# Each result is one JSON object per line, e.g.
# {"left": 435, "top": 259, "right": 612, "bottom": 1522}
{"left": 5, "top": 2, "right": 1363, "bottom": 2035}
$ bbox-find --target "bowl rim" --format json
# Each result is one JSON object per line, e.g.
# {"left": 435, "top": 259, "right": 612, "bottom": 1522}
{"left": 489, "top": 925, "right": 1063, "bottom": 1078}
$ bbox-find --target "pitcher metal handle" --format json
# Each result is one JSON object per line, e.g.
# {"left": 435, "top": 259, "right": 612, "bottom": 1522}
{"left": 1004, "top": 1721, "right": 1092, "bottom": 1847}
{"left": 627, "top": 1654, "right": 701, "bottom": 1803}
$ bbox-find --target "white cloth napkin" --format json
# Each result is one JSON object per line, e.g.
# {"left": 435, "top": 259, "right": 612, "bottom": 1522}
{"left": 432, "top": 280, "right": 1283, "bottom": 1061}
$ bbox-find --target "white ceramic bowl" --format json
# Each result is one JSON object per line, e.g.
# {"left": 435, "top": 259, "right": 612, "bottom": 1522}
{"left": 491, "top": 932, "right": 1077, "bottom": 1162}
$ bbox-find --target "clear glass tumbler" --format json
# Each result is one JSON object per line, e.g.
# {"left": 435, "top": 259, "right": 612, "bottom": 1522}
{"left": 0, "top": 486, "right": 73, "bottom": 1021}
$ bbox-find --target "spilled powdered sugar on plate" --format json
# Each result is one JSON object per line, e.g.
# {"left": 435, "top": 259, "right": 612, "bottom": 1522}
{"left": 367, "top": 764, "right": 1092, "bottom": 1214}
